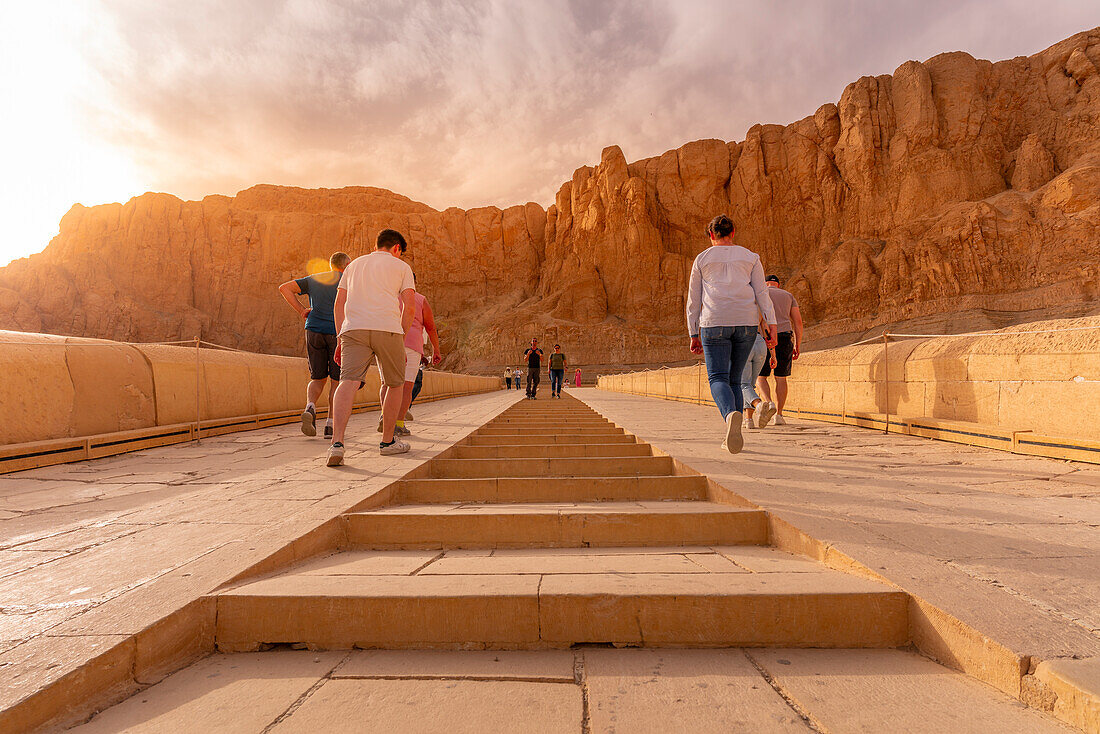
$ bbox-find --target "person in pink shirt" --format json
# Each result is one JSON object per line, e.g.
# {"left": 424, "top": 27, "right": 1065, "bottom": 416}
{"left": 377, "top": 276, "right": 441, "bottom": 436}
{"left": 574, "top": 368, "right": 582, "bottom": 387}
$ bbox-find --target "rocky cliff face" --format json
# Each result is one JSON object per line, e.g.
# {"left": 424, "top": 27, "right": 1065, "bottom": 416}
{"left": 3, "top": 29, "right": 1099, "bottom": 370}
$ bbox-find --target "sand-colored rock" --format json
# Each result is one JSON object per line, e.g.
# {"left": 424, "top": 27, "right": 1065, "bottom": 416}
{"left": 2, "top": 30, "right": 1100, "bottom": 368}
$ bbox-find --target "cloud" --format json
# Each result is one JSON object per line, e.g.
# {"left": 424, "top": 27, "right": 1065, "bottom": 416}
{"left": 66, "top": 0, "right": 1100, "bottom": 214}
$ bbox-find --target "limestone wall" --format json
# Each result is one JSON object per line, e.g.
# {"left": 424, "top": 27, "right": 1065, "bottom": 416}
{"left": 0, "top": 331, "right": 499, "bottom": 447}
{"left": 598, "top": 317, "right": 1100, "bottom": 443}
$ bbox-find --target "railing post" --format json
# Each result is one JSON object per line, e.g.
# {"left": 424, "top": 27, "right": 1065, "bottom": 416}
{"left": 194, "top": 337, "right": 202, "bottom": 443}
{"left": 883, "top": 333, "right": 890, "bottom": 435}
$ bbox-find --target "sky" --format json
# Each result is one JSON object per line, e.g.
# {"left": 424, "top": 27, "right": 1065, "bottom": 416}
{"left": 1, "top": 1, "right": 1097, "bottom": 266}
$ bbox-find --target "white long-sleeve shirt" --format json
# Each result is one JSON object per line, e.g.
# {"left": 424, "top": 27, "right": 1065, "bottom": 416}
{"left": 686, "top": 244, "right": 777, "bottom": 336}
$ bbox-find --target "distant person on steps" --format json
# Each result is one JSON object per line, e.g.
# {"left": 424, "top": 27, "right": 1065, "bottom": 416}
{"left": 278, "top": 251, "right": 351, "bottom": 440}
{"left": 327, "top": 228, "right": 416, "bottom": 466}
{"left": 505, "top": 367, "right": 513, "bottom": 390}
{"left": 687, "top": 214, "right": 777, "bottom": 454}
{"left": 548, "top": 344, "right": 567, "bottom": 398}
{"left": 513, "top": 367, "right": 522, "bottom": 390}
{"left": 756, "top": 275, "right": 802, "bottom": 425}
{"left": 523, "top": 339, "right": 544, "bottom": 399}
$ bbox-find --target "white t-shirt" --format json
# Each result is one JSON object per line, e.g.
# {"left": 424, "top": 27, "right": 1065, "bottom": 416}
{"left": 337, "top": 251, "right": 415, "bottom": 335}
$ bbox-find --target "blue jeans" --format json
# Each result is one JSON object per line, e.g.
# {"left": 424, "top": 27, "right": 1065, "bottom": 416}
{"left": 549, "top": 369, "right": 564, "bottom": 394}
{"left": 741, "top": 335, "right": 766, "bottom": 410}
{"left": 701, "top": 325, "right": 758, "bottom": 420}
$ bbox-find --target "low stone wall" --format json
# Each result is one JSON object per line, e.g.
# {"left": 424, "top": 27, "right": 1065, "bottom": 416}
{"left": 598, "top": 317, "right": 1100, "bottom": 461}
{"left": 0, "top": 331, "right": 500, "bottom": 448}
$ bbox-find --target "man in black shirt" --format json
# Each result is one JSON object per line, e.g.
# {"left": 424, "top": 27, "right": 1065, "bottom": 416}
{"left": 523, "top": 338, "right": 544, "bottom": 399}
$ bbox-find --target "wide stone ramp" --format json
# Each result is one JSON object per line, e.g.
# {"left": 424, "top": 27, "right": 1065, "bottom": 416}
{"left": 214, "top": 394, "right": 907, "bottom": 650}
{"left": 66, "top": 393, "right": 1076, "bottom": 732}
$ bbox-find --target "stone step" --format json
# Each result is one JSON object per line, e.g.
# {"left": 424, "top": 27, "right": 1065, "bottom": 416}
{"left": 452, "top": 443, "right": 653, "bottom": 459}
{"left": 391, "top": 476, "right": 709, "bottom": 504}
{"left": 476, "top": 426, "right": 625, "bottom": 436}
{"left": 429, "top": 456, "right": 673, "bottom": 478}
{"left": 344, "top": 502, "right": 766, "bottom": 548}
{"left": 214, "top": 548, "right": 907, "bottom": 651}
{"left": 491, "top": 417, "right": 613, "bottom": 425}
{"left": 465, "top": 434, "right": 638, "bottom": 446}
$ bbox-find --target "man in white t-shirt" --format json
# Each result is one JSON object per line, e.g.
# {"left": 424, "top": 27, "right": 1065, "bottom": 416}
{"left": 327, "top": 229, "right": 415, "bottom": 466}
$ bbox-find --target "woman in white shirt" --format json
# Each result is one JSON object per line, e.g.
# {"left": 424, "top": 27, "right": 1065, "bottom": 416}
{"left": 686, "top": 214, "right": 777, "bottom": 453}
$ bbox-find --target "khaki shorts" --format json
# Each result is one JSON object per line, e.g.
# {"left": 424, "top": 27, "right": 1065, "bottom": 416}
{"left": 339, "top": 329, "right": 406, "bottom": 387}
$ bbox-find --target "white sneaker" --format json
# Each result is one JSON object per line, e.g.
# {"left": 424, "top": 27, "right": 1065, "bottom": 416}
{"left": 723, "top": 411, "right": 744, "bottom": 454}
{"left": 379, "top": 439, "right": 411, "bottom": 456}
{"left": 773, "top": 413, "right": 787, "bottom": 426}
{"left": 326, "top": 442, "right": 345, "bottom": 467}
{"left": 758, "top": 401, "right": 777, "bottom": 428}
{"left": 742, "top": 414, "right": 756, "bottom": 430}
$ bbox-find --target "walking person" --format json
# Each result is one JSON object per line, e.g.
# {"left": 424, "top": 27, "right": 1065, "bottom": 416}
{"left": 513, "top": 367, "right": 522, "bottom": 390}
{"left": 375, "top": 276, "right": 441, "bottom": 438}
{"left": 548, "top": 344, "right": 567, "bottom": 398}
{"left": 687, "top": 214, "right": 777, "bottom": 454}
{"left": 574, "top": 368, "right": 582, "bottom": 387}
{"left": 741, "top": 315, "right": 778, "bottom": 430}
{"left": 756, "top": 275, "right": 803, "bottom": 425}
{"left": 505, "top": 367, "right": 513, "bottom": 390}
{"left": 278, "top": 251, "right": 351, "bottom": 439}
{"left": 523, "top": 339, "right": 544, "bottom": 399}
{"left": 327, "top": 229, "right": 416, "bottom": 466}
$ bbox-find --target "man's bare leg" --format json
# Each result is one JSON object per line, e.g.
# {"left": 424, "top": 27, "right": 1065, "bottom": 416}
{"left": 398, "top": 382, "right": 415, "bottom": 423}
{"left": 380, "top": 382, "right": 403, "bottom": 442}
{"left": 330, "top": 379, "right": 358, "bottom": 445}
{"left": 775, "top": 376, "right": 789, "bottom": 415}
{"left": 306, "top": 378, "right": 326, "bottom": 407}
{"left": 756, "top": 376, "right": 773, "bottom": 404}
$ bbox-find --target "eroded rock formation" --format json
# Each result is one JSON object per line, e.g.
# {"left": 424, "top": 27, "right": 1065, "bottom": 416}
{"left": 2, "top": 29, "right": 1099, "bottom": 369}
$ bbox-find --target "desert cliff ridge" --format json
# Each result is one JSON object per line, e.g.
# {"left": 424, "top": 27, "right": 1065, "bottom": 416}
{"left": 2, "top": 28, "right": 1099, "bottom": 370}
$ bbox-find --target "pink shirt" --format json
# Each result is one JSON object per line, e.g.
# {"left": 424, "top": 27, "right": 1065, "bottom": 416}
{"left": 404, "top": 293, "right": 428, "bottom": 353}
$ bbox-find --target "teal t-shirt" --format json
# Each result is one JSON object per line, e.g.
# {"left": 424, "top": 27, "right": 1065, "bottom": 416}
{"left": 294, "top": 271, "right": 342, "bottom": 335}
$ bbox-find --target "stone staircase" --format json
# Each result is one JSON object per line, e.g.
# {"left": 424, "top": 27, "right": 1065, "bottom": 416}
{"left": 214, "top": 394, "right": 908, "bottom": 652}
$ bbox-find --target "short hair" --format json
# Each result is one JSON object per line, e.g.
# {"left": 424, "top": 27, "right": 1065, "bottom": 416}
{"left": 376, "top": 229, "right": 407, "bottom": 253}
{"left": 554, "top": 344, "right": 561, "bottom": 348}
{"left": 706, "top": 214, "right": 735, "bottom": 238}
{"left": 329, "top": 251, "right": 351, "bottom": 269}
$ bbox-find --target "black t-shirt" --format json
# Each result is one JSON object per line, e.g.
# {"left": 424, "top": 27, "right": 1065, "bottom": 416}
{"left": 524, "top": 347, "right": 544, "bottom": 369}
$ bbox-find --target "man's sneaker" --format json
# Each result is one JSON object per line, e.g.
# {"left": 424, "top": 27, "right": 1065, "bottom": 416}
{"left": 405, "top": 411, "right": 414, "bottom": 422}
{"left": 326, "top": 442, "right": 345, "bottom": 467}
{"left": 723, "top": 411, "right": 744, "bottom": 454}
{"left": 394, "top": 424, "right": 411, "bottom": 437}
{"left": 742, "top": 414, "right": 756, "bottom": 430}
{"left": 376, "top": 416, "right": 384, "bottom": 433}
{"left": 758, "top": 401, "right": 777, "bottom": 428}
{"left": 300, "top": 407, "right": 317, "bottom": 437}
{"left": 379, "top": 439, "right": 410, "bottom": 456}
{"left": 773, "top": 413, "right": 787, "bottom": 426}
{"left": 323, "top": 424, "right": 333, "bottom": 439}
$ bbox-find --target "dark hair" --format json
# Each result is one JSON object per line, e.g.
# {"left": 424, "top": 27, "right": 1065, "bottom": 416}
{"left": 706, "top": 214, "right": 734, "bottom": 239}
{"left": 376, "top": 229, "right": 407, "bottom": 252}
{"left": 330, "top": 251, "right": 351, "bottom": 270}
{"left": 554, "top": 344, "right": 561, "bottom": 348}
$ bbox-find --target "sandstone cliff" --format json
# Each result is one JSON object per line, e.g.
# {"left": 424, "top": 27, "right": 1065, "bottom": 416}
{"left": 2, "top": 29, "right": 1099, "bottom": 370}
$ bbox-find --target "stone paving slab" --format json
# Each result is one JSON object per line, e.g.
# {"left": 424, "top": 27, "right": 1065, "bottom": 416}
{"left": 68, "top": 647, "right": 1075, "bottom": 732}
{"left": 751, "top": 648, "right": 1075, "bottom": 732}
{"left": 0, "top": 390, "right": 521, "bottom": 732}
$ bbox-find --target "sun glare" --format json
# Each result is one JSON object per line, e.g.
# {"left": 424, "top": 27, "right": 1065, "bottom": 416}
{"left": 0, "top": 1, "right": 143, "bottom": 266}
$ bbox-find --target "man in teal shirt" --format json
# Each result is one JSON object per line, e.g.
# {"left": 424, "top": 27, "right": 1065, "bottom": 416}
{"left": 278, "top": 251, "right": 351, "bottom": 438}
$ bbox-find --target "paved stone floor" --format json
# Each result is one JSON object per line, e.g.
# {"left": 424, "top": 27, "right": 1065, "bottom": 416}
{"left": 1, "top": 387, "right": 1097, "bottom": 732}
{"left": 0, "top": 391, "right": 520, "bottom": 724}
{"left": 576, "top": 388, "right": 1100, "bottom": 667}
